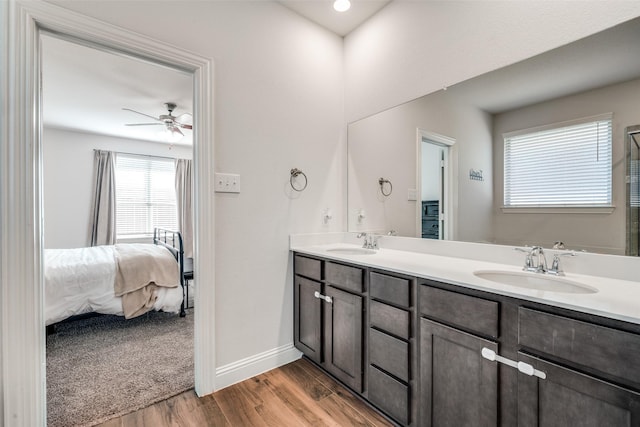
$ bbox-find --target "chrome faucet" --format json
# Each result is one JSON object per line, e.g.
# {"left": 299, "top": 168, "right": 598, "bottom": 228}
{"left": 357, "top": 232, "right": 379, "bottom": 250}
{"left": 515, "top": 246, "right": 547, "bottom": 273}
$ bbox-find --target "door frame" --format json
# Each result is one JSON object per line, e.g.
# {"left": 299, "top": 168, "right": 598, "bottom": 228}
{"left": 416, "top": 128, "right": 457, "bottom": 240}
{"left": 1, "top": 2, "right": 216, "bottom": 425}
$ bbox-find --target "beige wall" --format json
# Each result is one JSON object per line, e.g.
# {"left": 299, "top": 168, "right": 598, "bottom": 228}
{"left": 493, "top": 78, "right": 640, "bottom": 254}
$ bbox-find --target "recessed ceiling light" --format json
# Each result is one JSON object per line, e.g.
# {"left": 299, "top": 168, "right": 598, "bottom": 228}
{"left": 333, "top": 0, "right": 351, "bottom": 12}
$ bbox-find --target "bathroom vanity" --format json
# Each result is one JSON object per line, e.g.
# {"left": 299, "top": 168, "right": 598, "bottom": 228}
{"left": 291, "top": 237, "right": 640, "bottom": 426}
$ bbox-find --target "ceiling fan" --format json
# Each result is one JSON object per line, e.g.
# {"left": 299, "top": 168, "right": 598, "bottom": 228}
{"left": 123, "top": 102, "right": 192, "bottom": 142}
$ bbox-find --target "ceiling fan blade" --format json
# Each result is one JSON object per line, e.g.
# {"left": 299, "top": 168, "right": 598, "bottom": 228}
{"left": 125, "top": 123, "right": 164, "bottom": 126}
{"left": 122, "top": 108, "right": 160, "bottom": 121}
{"left": 174, "top": 112, "right": 193, "bottom": 125}
{"left": 176, "top": 123, "right": 193, "bottom": 130}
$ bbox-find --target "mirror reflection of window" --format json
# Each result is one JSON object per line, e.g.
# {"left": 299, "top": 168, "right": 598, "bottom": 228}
{"left": 503, "top": 115, "right": 613, "bottom": 208}
{"left": 627, "top": 126, "right": 640, "bottom": 256}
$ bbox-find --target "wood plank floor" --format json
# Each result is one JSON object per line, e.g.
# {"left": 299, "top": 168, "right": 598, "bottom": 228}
{"left": 95, "top": 358, "right": 394, "bottom": 426}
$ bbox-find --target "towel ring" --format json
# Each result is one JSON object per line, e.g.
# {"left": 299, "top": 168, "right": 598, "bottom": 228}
{"left": 379, "top": 177, "right": 392, "bottom": 196}
{"left": 290, "top": 168, "right": 308, "bottom": 192}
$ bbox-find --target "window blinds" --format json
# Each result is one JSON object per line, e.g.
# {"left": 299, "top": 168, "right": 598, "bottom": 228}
{"left": 504, "top": 115, "right": 612, "bottom": 207}
{"left": 631, "top": 159, "right": 640, "bottom": 208}
{"left": 115, "top": 154, "right": 177, "bottom": 236}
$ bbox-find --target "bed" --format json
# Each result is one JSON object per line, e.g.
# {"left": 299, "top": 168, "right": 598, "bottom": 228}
{"left": 45, "top": 228, "right": 187, "bottom": 326}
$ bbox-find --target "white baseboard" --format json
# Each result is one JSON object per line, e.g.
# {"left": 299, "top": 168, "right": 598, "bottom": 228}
{"left": 215, "top": 343, "right": 303, "bottom": 390}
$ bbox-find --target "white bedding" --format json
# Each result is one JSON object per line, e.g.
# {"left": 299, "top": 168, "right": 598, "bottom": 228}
{"left": 45, "top": 245, "right": 183, "bottom": 326}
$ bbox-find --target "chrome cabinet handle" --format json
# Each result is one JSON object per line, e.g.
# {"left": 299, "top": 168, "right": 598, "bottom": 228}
{"left": 481, "top": 347, "right": 546, "bottom": 380}
{"left": 313, "top": 291, "right": 333, "bottom": 304}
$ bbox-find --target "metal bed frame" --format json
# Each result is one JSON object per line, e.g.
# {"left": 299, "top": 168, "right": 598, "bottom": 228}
{"left": 153, "top": 228, "right": 188, "bottom": 317}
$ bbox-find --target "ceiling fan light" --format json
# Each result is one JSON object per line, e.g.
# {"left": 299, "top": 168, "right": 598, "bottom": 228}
{"left": 333, "top": 0, "right": 350, "bottom": 12}
{"left": 166, "top": 127, "right": 183, "bottom": 143}
{"left": 158, "top": 126, "right": 183, "bottom": 143}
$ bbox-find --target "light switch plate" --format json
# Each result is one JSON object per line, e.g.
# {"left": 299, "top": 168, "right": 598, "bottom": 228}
{"left": 214, "top": 173, "right": 241, "bottom": 193}
{"left": 407, "top": 188, "right": 417, "bottom": 201}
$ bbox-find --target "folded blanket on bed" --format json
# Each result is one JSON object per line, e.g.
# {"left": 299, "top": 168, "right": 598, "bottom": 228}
{"left": 114, "top": 244, "right": 180, "bottom": 319}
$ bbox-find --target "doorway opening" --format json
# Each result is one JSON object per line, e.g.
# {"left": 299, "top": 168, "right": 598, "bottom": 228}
{"left": 41, "top": 33, "right": 196, "bottom": 425}
{"left": 416, "top": 129, "right": 456, "bottom": 240}
{"left": 2, "top": 2, "right": 215, "bottom": 423}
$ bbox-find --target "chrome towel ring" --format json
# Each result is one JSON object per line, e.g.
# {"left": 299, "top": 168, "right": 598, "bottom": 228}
{"left": 379, "top": 177, "right": 392, "bottom": 196}
{"left": 290, "top": 168, "right": 308, "bottom": 192}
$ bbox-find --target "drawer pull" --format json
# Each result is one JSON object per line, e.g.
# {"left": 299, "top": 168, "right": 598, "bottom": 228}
{"left": 314, "top": 291, "right": 333, "bottom": 304}
{"left": 481, "top": 347, "right": 546, "bottom": 380}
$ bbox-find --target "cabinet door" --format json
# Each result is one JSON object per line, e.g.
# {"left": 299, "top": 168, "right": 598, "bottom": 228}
{"left": 517, "top": 353, "right": 640, "bottom": 427}
{"left": 420, "top": 318, "right": 498, "bottom": 427}
{"left": 294, "top": 276, "right": 322, "bottom": 363}
{"left": 324, "top": 285, "right": 363, "bottom": 392}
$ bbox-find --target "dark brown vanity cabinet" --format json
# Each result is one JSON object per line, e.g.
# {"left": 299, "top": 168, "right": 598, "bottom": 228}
{"left": 517, "top": 353, "right": 640, "bottom": 427}
{"left": 293, "top": 255, "right": 365, "bottom": 392}
{"left": 368, "top": 271, "right": 414, "bottom": 425}
{"left": 418, "top": 281, "right": 640, "bottom": 427}
{"left": 517, "top": 308, "right": 640, "bottom": 426}
{"left": 294, "top": 253, "right": 640, "bottom": 426}
{"left": 418, "top": 283, "right": 500, "bottom": 427}
{"left": 294, "top": 256, "right": 323, "bottom": 364}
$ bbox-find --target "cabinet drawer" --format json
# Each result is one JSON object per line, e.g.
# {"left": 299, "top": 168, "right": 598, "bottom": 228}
{"left": 369, "top": 365, "right": 409, "bottom": 425}
{"left": 519, "top": 308, "right": 640, "bottom": 387}
{"left": 325, "top": 262, "right": 364, "bottom": 293}
{"left": 370, "top": 300, "right": 410, "bottom": 339}
{"left": 294, "top": 255, "right": 321, "bottom": 281}
{"left": 370, "top": 272, "right": 410, "bottom": 307}
{"left": 419, "top": 285, "right": 499, "bottom": 339}
{"left": 370, "top": 328, "right": 409, "bottom": 382}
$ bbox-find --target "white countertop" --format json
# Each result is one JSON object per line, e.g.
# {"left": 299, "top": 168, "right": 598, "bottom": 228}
{"left": 291, "top": 241, "right": 640, "bottom": 326}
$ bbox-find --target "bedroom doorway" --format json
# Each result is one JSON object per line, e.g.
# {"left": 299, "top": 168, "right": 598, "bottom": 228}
{"left": 41, "top": 34, "right": 198, "bottom": 425}
{"left": 1, "top": 1, "right": 215, "bottom": 423}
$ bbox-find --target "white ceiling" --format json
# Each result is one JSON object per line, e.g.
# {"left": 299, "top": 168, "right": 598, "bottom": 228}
{"left": 278, "top": 0, "right": 391, "bottom": 36}
{"left": 42, "top": 34, "right": 194, "bottom": 146}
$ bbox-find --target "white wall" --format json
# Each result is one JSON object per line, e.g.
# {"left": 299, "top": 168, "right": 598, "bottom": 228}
{"left": 49, "top": 0, "right": 345, "bottom": 371}
{"left": 345, "top": 1, "right": 640, "bottom": 122}
{"left": 42, "top": 127, "right": 192, "bottom": 249}
{"left": 492, "top": 77, "right": 640, "bottom": 254}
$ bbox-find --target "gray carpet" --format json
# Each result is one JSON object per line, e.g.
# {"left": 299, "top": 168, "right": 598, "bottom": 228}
{"left": 46, "top": 310, "right": 194, "bottom": 427}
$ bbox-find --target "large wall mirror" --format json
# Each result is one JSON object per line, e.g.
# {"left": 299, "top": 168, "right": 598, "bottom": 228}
{"left": 348, "top": 17, "right": 640, "bottom": 256}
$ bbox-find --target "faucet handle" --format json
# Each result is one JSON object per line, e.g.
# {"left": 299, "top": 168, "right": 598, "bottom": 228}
{"left": 356, "top": 232, "right": 368, "bottom": 248}
{"left": 514, "top": 247, "right": 534, "bottom": 270}
{"left": 548, "top": 251, "right": 577, "bottom": 276}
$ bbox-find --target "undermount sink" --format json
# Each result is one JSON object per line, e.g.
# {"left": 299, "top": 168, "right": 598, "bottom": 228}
{"left": 326, "top": 247, "right": 376, "bottom": 255}
{"left": 473, "top": 270, "right": 598, "bottom": 294}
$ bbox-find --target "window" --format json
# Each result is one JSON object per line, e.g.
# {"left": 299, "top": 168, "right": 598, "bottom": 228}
{"left": 115, "top": 154, "right": 177, "bottom": 237}
{"left": 504, "top": 114, "right": 612, "bottom": 208}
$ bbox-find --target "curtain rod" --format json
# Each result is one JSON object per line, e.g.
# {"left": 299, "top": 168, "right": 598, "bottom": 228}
{"left": 93, "top": 149, "right": 189, "bottom": 161}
